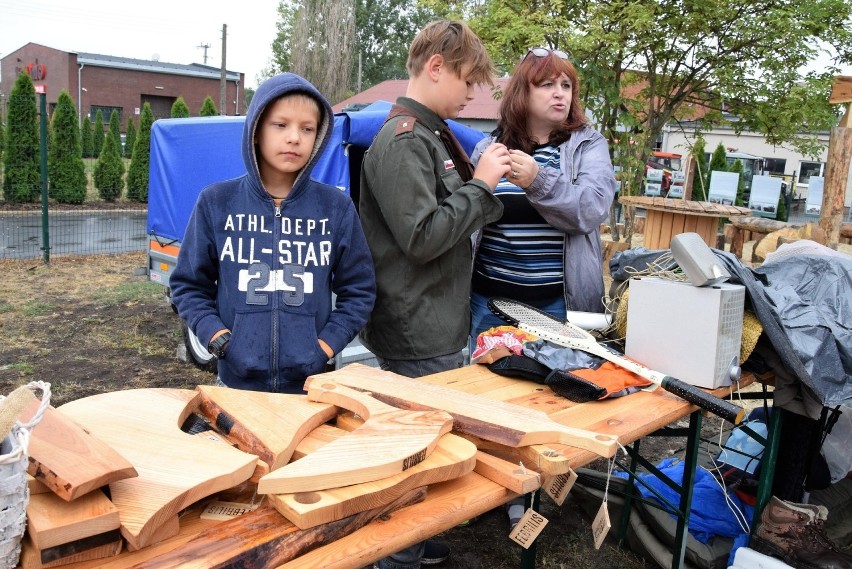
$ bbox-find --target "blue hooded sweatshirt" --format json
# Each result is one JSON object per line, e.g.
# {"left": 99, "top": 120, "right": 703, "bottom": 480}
{"left": 171, "top": 73, "right": 376, "bottom": 393}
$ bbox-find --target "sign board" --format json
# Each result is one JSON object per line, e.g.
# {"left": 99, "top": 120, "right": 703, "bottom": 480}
{"left": 644, "top": 182, "right": 661, "bottom": 196}
{"left": 805, "top": 176, "right": 824, "bottom": 216}
{"left": 708, "top": 171, "right": 739, "bottom": 205}
{"left": 646, "top": 168, "right": 664, "bottom": 182}
{"left": 748, "top": 175, "right": 783, "bottom": 218}
{"left": 34, "top": 84, "right": 46, "bottom": 94}
{"left": 668, "top": 184, "right": 684, "bottom": 198}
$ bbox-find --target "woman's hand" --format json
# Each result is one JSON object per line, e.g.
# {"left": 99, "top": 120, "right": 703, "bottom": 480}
{"left": 508, "top": 149, "right": 539, "bottom": 188}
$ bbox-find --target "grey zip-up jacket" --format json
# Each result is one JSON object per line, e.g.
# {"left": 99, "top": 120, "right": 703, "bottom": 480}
{"left": 471, "top": 125, "right": 616, "bottom": 312}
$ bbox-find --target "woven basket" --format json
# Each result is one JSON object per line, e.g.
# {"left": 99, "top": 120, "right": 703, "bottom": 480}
{"left": 0, "top": 381, "right": 50, "bottom": 569}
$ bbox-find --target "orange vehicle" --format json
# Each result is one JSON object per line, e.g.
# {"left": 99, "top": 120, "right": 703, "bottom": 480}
{"left": 646, "top": 151, "right": 683, "bottom": 194}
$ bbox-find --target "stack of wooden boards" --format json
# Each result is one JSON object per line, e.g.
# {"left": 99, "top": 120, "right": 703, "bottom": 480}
{"left": 15, "top": 363, "right": 618, "bottom": 568}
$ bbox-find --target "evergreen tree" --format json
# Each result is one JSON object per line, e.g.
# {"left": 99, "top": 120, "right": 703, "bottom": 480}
{"left": 689, "top": 137, "right": 707, "bottom": 201}
{"left": 92, "top": 110, "right": 105, "bottom": 158}
{"left": 728, "top": 159, "right": 745, "bottom": 207}
{"left": 124, "top": 117, "right": 136, "bottom": 159}
{"left": 127, "top": 103, "right": 153, "bottom": 202}
{"left": 0, "top": 120, "right": 4, "bottom": 168}
{"left": 171, "top": 97, "right": 190, "bottom": 118}
{"left": 706, "top": 142, "right": 728, "bottom": 197}
{"left": 94, "top": 128, "right": 124, "bottom": 201}
{"left": 48, "top": 90, "right": 86, "bottom": 204}
{"left": 2, "top": 73, "right": 40, "bottom": 203}
{"left": 81, "top": 116, "right": 93, "bottom": 158}
{"left": 199, "top": 96, "right": 218, "bottom": 116}
{"left": 108, "top": 109, "right": 122, "bottom": 157}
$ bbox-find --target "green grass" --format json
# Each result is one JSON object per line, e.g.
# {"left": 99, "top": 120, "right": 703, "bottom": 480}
{"left": 0, "top": 303, "right": 13, "bottom": 314}
{"left": 1, "top": 361, "right": 34, "bottom": 377}
{"left": 21, "top": 301, "right": 55, "bottom": 317}
{"left": 90, "top": 280, "right": 162, "bottom": 305}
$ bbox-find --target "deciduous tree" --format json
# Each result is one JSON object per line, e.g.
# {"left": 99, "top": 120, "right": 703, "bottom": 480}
{"left": 48, "top": 90, "right": 86, "bottom": 204}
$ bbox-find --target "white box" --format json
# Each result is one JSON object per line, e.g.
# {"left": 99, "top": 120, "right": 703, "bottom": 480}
{"left": 625, "top": 277, "right": 745, "bottom": 388}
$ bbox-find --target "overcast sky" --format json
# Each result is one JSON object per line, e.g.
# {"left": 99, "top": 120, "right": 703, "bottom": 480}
{"left": 2, "top": 0, "right": 849, "bottom": 94}
{"left": 0, "top": 0, "right": 281, "bottom": 90}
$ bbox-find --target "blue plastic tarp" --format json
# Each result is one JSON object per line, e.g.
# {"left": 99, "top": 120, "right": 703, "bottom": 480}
{"left": 147, "top": 102, "right": 487, "bottom": 243}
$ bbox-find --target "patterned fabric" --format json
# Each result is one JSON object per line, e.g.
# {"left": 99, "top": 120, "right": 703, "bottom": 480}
{"left": 472, "top": 144, "right": 564, "bottom": 300}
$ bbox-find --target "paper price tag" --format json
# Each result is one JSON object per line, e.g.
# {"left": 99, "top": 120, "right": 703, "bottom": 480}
{"left": 508, "top": 508, "right": 549, "bottom": 549}
{"left": 200, "top": 500, "right": 259, "bottom": 521}
{"left": 591, "top": 500, "right": 611, "bottom": 550}
{"left": 543, "top": 468, "right": 577, "bottom": 506}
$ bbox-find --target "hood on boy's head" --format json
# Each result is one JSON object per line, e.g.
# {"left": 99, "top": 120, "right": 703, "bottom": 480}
{"left": 241, "top": 72, "right": 334, "bottom": 190}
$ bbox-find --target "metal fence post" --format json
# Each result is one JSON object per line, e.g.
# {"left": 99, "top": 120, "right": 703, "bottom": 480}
{"left": 39, "top": 92, "right": 50, "bottom": 263}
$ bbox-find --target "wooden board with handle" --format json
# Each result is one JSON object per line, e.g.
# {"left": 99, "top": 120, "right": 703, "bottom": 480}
{"left": 194, "top": 385, "right": 338, "bottom": 469}
{"left": 57, "top": 388, "right": 259, "bottom": 550}
{"left": 305, "top": 365, "right": 618, "bottom": 457}
{"left": 22, "top": 395, "right": 137, "bottom": 501}
{"left": 258, "top": 381, "right": 454, "bottom": 494}
{"left": 269, "top": 432, "right": 477, "bottom": 529}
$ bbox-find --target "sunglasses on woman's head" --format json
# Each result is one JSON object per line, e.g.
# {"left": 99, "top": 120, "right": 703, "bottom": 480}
{"left": 524, "top": 47, "right": 570, "bottom": 61}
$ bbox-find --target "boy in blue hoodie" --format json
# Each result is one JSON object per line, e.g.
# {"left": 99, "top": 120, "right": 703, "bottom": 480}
{"left": 171, "top": 73, "right": 376, "bottom": 394}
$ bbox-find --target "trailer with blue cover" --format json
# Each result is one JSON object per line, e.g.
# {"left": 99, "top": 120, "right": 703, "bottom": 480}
{"left": 146, "top": 102, "right": 487, "bottom": 369}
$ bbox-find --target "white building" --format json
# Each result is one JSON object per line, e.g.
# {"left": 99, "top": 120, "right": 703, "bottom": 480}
{"left": 660, "top": 117, "right": 852, "bottom": 207}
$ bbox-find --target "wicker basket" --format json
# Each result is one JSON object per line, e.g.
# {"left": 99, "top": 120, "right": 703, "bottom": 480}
{"left": 0, "top": 382, "right": 50, "bottom": 569}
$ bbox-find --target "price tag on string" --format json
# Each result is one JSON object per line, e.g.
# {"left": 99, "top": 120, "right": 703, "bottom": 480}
{"left": 543, "top": 467, "right": 578, "bottom": 506}
{"left": 508, "top": 509, "right": 549, "bottom": 549}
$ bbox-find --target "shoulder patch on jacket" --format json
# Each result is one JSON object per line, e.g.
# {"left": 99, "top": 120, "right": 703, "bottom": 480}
{"left": 394, "top": 117, "right": 416, "bottom": 136}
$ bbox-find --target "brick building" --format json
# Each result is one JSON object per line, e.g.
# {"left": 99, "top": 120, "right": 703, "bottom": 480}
{"left": 0, "top": 42, "right": 245, "bottom": 129}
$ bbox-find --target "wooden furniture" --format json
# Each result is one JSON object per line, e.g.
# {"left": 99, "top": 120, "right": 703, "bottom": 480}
{"left": 31, "top": 365, "right": 763, "bottom": 569}
{"left": 619, "top": 195, "right": 751, "bottom": 249}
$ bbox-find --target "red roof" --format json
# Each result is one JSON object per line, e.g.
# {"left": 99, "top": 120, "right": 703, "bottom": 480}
{"left": 332, "top": 78, "right": 511, "bottom": 120}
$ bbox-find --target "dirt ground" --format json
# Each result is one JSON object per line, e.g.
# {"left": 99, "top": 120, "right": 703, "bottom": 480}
{"left": 0, "top": 249, "right": 756, "bottom": 569}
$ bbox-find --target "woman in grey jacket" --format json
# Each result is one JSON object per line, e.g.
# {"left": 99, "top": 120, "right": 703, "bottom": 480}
{"left": 470, "top": 47, "right": 616, "bottom": 342}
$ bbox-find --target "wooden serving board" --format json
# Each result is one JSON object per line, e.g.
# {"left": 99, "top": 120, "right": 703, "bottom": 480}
{"left": 58, "top": 388, "right": 259, "bottom": 550}
{"left": 126, "top": 487, "right": 428, "bottom": 569}
{"left": 26, "top": 489, "right": 120, "bottom": 550}
{"left": 305, "top": 364, "right": 618, "bottom": 457}
{"left": 194, "top": 385, "right": 338, "bottom": 469}
{"left": 269, "top": 432, "right": 476, "bottom": 529}
{"left": 23, "top": 396, "right": 137, "bottom": 501}
{"left": 258, "top": 382, "right": 453, "bottom": 494}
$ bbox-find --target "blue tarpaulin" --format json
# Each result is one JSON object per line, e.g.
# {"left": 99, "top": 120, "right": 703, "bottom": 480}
{"left": 147, "top": 103, "right": 487, "bottom": 243}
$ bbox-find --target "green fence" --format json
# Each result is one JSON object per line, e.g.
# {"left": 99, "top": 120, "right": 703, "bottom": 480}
{"left": 1, "top": 90, "right": 148, "bottom": 261}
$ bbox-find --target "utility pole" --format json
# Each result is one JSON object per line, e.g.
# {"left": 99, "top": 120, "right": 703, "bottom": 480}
{"left": 197, "top": 42, "right": 210, "bottom": 64}
{"left": 219, "top": 24, "right": 227, "bottom": 116}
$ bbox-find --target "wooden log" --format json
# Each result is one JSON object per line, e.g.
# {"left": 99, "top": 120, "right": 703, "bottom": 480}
{"left": 819, "top": 126, "right": 852, "bottom": 246}
{"left": 126, "top": 487, "right": 428, "bottom": 569}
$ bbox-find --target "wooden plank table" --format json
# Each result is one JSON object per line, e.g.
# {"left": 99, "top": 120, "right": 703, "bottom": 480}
{"left": 27, "top": 366, "right": 759, "bottom": 569}
{"left": 619, "top": 195, "right": 751, "bottom": 249}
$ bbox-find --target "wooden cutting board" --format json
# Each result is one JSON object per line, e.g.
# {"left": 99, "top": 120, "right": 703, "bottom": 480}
{"left": 22, "top": 396, "right": 137, "bottom": 501}
{"left": 305, "top": 364, "right": 619, "bottom": 457}
{"left": 26, "top": 488, "right": 120, "bottom": 550}
{"left": 58, "top": 388, "right": 259, "bottom": 550}
{"left": 194, "top": 385, "right": 338, "bottom": 469}
{"left": 269, "top": 432, "right": 476, "bottom": 529}
{"left": 258, "top": 382, "right": 453, "bottom": 494}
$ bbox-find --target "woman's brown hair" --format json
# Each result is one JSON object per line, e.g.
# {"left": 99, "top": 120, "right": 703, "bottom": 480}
{"left": 497, "top": 51, "right": 588, "bottom": 153}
